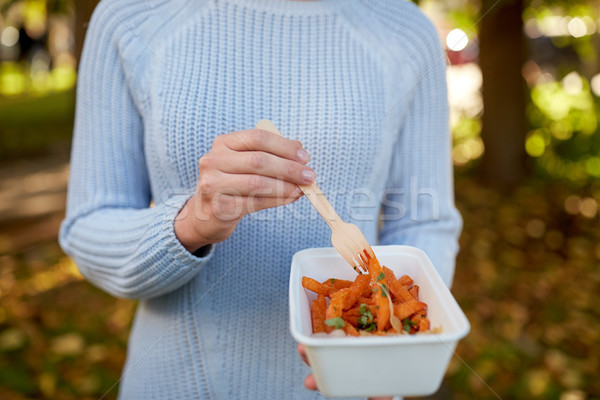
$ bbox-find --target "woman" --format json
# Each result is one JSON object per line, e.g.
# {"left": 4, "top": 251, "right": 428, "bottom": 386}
{"left": 60, "top": 0, "right": 462, "bottom": 398}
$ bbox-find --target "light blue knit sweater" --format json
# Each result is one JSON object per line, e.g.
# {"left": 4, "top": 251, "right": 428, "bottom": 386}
{"left": 59, "top": 0, "right": 462, "bottom": 398}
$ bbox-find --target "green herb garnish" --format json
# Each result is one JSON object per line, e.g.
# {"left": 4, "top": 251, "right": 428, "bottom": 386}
{"left": 324, "top": 317, "right": 346, "bottom": 329}
{"left": 403, "top": 318, "right": 417, "bottom": 333}
{"left": 364, "top": 323, "right": 376, "bottom": 332}
{"left": 359, "top": 303, "right": 368, "bottom": 316}
{"left": 357, "top": 303, "right": 374, "bottom": 329}
{"left": 330, "top": 278, "right": 336, "bottom": 284}
{"left": 376, "top": 272, "right": 385, "bottom": 281}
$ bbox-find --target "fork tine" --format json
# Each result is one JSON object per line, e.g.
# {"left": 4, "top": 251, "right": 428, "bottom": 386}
{"left": 339, "top": 243, "right": 368, "bottom": 274}
{"left": 340, "top": 250, "right": 358, "bottom": 270}
{"left": 343, "top": 226, "right": 373, "bottom": 272}
{"left": 353, "top": 256, "right": 366, "bottom": 273}
{"left": 358, "top": 252, "right": 369, "bottom": 272}
{"left": 353, "top": 235, "right": 372, "bottom": 271}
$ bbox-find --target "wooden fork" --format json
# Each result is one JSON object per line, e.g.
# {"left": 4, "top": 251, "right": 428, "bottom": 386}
{"left": 256, "top": 119, "right": 375, "bottom": 272}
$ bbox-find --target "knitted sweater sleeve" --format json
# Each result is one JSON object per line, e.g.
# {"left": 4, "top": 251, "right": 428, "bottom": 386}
{"left": 379, "top": 21, "right": 462, "bottom": 287}
{"left": 59, "top": 2, "right": 214, "bottom": 300}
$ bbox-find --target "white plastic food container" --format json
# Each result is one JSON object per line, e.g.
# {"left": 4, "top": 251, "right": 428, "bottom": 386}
{"left": 289, "top": 245, "right": 470, "bottom": 398}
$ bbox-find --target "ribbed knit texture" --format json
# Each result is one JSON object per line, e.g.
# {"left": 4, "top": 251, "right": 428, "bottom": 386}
{"left": 59, "top": 0, "right": 462, "bottom": 398}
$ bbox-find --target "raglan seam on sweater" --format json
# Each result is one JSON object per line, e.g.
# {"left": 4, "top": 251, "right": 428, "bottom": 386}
{"left": 131, "top": 0, "right": 217, "bottom": 106}
{"left": 355, "top": 0, "right": 445, "bottom": 77}
{"left": 87, "top": 0, "right": 153, "bottom": 111}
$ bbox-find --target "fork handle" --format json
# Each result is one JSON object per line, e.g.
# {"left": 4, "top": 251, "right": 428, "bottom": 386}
{"left": 256, "top": 119, "right": 342, "bottom": 229}
{"left": 297, "top": 181, "right": 342, "bottom": 230}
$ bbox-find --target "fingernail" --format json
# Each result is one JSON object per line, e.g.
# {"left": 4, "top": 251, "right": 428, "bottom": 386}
{"left": 297, "top": 149, "right": 310, "bottom": 163}
{"left": 301, "top": 169, "right": 316, "bottom": 183}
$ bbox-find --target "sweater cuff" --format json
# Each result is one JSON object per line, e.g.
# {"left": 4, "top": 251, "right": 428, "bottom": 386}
{"left": 162, "top": 194, "right": 216, "bottom": 266}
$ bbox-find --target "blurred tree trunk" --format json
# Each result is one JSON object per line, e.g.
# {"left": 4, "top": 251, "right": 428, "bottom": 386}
{"left": 478, "top": 0, "right": 528, "bottom": 188}
{"left": 74, "top": 0, "right": 100, "bottom": 64}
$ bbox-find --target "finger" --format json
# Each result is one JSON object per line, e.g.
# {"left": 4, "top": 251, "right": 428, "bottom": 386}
{"left": 243, "top": 193, "right": 303, "bottom": 214}
{"left": 200, "top": 171, "right": 304, "bottom": 197}
{"left": 215, "top": 129, "right": 310, "bottom": 163}
{"left": 304, "top": 374, "right": 318, "bottom": 391}
{"left": 215, "top": 151, "right": 316, "bottom": 185}
{"left": 297, "top": 344, "right": 309, "bottom": 366}
{"left": 206, "top": 193, "right": 302, "bottom": 220}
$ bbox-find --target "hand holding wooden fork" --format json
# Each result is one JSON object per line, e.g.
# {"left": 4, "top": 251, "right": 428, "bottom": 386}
{"left": 256, "top": 120, "right": 375, "bottom": 272}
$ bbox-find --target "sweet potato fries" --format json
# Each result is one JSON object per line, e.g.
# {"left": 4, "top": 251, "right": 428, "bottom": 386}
{"left": 302, "top": 257, "right": 430, "bottom": 336}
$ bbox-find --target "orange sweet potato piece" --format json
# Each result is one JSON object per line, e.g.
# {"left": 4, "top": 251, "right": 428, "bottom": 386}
{"left": 393, "top": 300, "right": 427, "bottom": 320}
{"left": 366, "top": 257, "right": 391, "bottom": 332}
{"left": 382, "top": 266, "right": 413, "bottom": 303}
{"left": 368, "top": 258, "right": 393, "bottom": 332}
{"left": 302, "top": 276, "right": 334, "bottom": 296}
{"left": 356, "top": 296, "right": 373, "bottom": 305}
{"left": 343, "top": 274, "right": 371, "bottom": 310}
{"left": 419, "top": 317, "right": 430, "bottom": 332}
{"left": 344, "top": 323, "right": 360, "bottom": 336}
{"left": 311, "top": 294, "right": 327, "bottom": 333}
{"left": 325, "top": 288, "right": 351, "bottom": 333}
{"left": 323, "top": 278, "right": 353, "bottom": 290}
{"left": 409, "top": 313, "right": 423, "bottom": 334}
{"left": 367, "top": 256, "right": 384, "bottom": 281}
{"left": 342, "top": 307, "right": 361, "bottom": 326}
{"left": 398, "top": 274, "right": 413, "bottom": 288}
{"left": 409, "top": 285, "right": 419, "bottom": 300}
{"left": 375, "top": 292, "right": 390, "bottom": 332}
{"left": 411, "top": 312, "right": 423, "bottom": 326}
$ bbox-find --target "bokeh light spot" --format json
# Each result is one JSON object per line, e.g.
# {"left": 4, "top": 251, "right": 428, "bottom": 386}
{"left": 526, "top": 219, "right": 546, "bottom": 238}
{"left": 1, "top": 26, "right": 19, "bottom": 47}
{"left": 564, "top": 195, "right": 581, "bottom": 215}
{"left": 50, "top": 332, "right": 85, "bottom": 356}
{"left": 560, "top": 390, "right": 586, "bottom": 400}
{"left": 525, "top": 132, "right": 546, "bottom": 157}
{"left": 562, "top": 71, "right": 583, "bottom": 95}
{"left": 550, "top": 120, "right": 573, "bottom": 140}
{"left": 527, "top": 369, "right": 550, "bottom": 396}
{"left": 538, "top": 16, "right": 569, "bottom": 37}
{"left": 585, "top": 157, "right": 600, "bottom": 177}
{"left": 446, "top": 29, "right": 468, "bottom": 51}
{"left": 524, "top": 19, "right": 542, "bottom": 39}
{"left": 567, "top": 17, "right": 587, "bottom": 38}
{"left": 580, "top": 198, "right": 598, "bottom": 218}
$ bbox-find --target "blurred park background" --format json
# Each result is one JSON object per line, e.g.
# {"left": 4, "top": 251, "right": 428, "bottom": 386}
{"left": 0, "top": 0, "right": 599, "bottom": 399}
